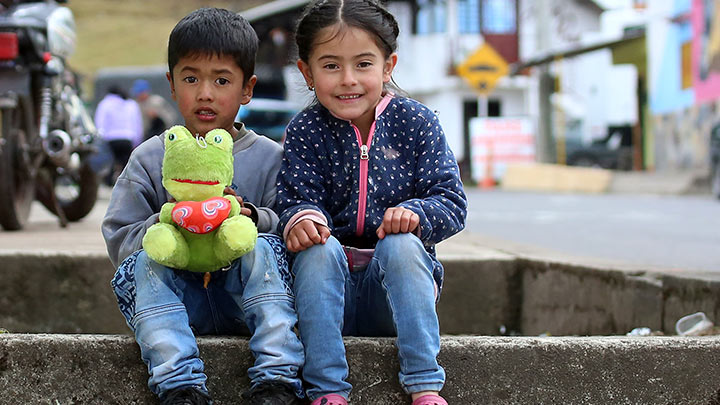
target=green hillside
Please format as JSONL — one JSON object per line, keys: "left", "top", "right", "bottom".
{"left": 65, "top": 0, "right": 266, "bottom": 92}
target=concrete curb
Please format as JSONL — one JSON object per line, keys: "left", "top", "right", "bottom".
{"left": 3, "top": 253, "right": 720, "bottom": 336}
{"left": 2, "top": 334, "right": 720, "bottom": 404}
{"left": 3, "top": 250, "right": 720, "bottom": 404}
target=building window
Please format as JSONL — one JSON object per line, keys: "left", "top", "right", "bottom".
{"left": 457, "top": 0, "right": 517, "bottom": 35}
{"left": 681, "top": 40, "right": 692, "bottom": 89}
{"left": 481, "top": 0, "right": 516, "bottom": 34}
{"left": 417, "top": 0, "right": 447, "bottom": 34}
{"left": 458, "top": 0, "right": 480, "bottom": 33}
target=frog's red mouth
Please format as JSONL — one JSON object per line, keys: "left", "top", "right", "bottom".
{"left": 172, "top": 178, "right": 220, "bottom": 185}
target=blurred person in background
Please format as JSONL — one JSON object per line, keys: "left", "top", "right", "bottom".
{"left": 131, "top": 78, "right": 178, "bottom": 141}
{"left": 94, "top": 85, "right": 143, "bottom": 185}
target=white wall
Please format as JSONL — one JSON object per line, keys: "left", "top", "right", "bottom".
{"left": 520, "top": 0, "right": 603, "bottom": 59}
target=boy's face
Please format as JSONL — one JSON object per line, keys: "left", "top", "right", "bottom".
{"left": 167, "top": 53, "right": 256, "bottom": 138}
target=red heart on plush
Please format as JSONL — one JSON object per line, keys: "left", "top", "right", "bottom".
{"left": 171, "top": 196, "right": 232, "bottom": 234}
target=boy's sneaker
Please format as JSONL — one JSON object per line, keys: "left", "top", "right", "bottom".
{"left": 242, "top": 382, "right": 304, "bottom": 405}
{"left": 160, "top": 387, "right": 214, "bottom": 405}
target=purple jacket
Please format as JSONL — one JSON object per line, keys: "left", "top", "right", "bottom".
{"left": 94, "top": 93, "right": 144, "bottom": 147}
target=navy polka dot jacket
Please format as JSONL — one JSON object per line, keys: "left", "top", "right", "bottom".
{"left": 277, "top": 96, "right": 467, "bottom": 291}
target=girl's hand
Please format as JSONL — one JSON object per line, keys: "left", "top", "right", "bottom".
{"left": 287, "top": 219, "right": 330, "bottom": 252}
{"left": 224, "top": 186, "right": 252, "bottom": 217}
{"left": 376, "top": 207, "right": 419, "bottom": 239}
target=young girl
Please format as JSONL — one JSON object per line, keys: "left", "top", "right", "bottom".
{"left": 276, "top": 0, "right": 467, "bottom": 404}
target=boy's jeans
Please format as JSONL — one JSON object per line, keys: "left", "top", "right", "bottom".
{"left": 111, "top": 234, "right": 304, "bottom": 398}
{"left": 292, "top": 233, "right": 445, "bottom": 400}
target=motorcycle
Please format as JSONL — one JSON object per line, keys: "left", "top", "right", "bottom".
{"left": 0, "top": 0, "right": 100, "bottom": 230}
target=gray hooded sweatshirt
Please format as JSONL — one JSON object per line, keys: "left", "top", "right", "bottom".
{"left": 101, "top": 123, "right": 282, "bottom": 268}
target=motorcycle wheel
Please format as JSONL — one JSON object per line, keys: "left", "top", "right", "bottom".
{"left": 0, "top": 106, "right": 36, "bottom": 230}
{"left": 36, "top": 159, "right": 100, "bottom": 222}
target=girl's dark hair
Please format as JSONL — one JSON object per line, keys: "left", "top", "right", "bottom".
{"left": 167, "top": 8, "right": 258, "bottom": 84}
{"left": 295, "top": 0, "right": 399, "bottom": 62}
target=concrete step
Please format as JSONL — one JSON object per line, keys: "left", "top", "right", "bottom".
{"left": 4, "top": 252, "right": 720, "bottom": 337}
{"left": 2, "top": 333, "right": 720, "bottom": 404}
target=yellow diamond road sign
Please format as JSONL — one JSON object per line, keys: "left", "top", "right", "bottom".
{"left": 457, "top": 43, "right": 509, "bottom": 95}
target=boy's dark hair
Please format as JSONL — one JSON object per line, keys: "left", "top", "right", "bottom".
{"left": 294, "top": 0, "right": 399, "bottom": 63}
{"left": 168, "top": 8, "right": 258, "bottom": 84}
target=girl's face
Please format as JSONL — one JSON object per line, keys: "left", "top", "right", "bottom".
{"left": 297, "top": 25, "right": 397, "bottom": 136}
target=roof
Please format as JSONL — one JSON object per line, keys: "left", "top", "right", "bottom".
{"left": 510, "top": 28, "right": 644, "bottom": 75}
{"left": 240, "top": 0, "right": 310, "bottom": 22}
{"left": 580, "top": 0, "right": 605, "bottom": 14}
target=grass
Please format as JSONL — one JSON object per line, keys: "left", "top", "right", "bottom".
{"left": 64, "top": 0, "right": 266, "bottom": 94}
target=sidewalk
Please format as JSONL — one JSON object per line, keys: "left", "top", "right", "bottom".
{"left": 500, "top": 163, "right": 709, "bottom": 195}
{"left": 609, "top": 168, "right": 709, "bottom": 195}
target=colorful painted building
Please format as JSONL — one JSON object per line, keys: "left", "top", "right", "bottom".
{"left": 647, "top": 0, "right": 719, "bottom": 172}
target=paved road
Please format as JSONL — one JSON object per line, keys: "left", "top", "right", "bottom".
{"left": 465, "top": 189, "right": 720, "bottom": 273}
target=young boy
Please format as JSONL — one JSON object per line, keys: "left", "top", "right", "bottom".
{"left": 101, "top": 8, "right": 304, "bottom": 405}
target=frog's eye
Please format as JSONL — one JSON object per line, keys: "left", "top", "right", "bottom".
{"left": 168, "top": 133, "right": 176, "bottom": 141}
{"left": 213, "top": 134, "right": 223, "bottom": 144}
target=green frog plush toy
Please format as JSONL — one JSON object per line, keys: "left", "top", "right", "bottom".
{"left": 142, "top": 125, "right": 257, "bottom": 277}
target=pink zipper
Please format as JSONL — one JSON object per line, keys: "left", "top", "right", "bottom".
{"left": 353, "top": 122, "right": 376, "bottom": 236}
{"left": 350, "top": 93, "right": 392, "bottom": 236}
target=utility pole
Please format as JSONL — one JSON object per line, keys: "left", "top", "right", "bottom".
{"left": 535, "top": 0, "right": 556, "bottom": 163}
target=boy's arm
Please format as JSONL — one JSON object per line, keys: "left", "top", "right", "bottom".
{"left": 251, "top": 143, "right": 283, "bottom": 233}
{"left": 231, "top": 136, "right": 282, "bottom": 233}
{"left": 397, "top": 112, "right": 467, "bottom": 245}
{"left": 101, "top": 142, "right": 166, "bottom": 268}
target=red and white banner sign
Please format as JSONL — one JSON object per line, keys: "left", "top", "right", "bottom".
{"left": 470, "top": 117, "right": 535, "bottom": 183}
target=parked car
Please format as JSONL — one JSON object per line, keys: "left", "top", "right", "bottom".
{"left": 235, "top": 97, "right": 299, "bottom": 143}
{"left": 566, "top": 125, "right": 633, "bottom": 171}
{"left": 710, "top": 123, "right": 720, "bottom": 199}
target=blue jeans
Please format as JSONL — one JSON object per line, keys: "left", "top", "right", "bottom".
{"left": 111, "top": 234, "right": 304, "bottom": 399}
{"left": 292, "top": 233, "right": 445, "bottom": 400}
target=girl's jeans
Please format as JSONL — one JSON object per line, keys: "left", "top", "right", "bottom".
{"left": 111, "top": 234, "right": 304, "bottom": 398}
{"left": 292, "top": 233, "right": 445, "bottom": 400}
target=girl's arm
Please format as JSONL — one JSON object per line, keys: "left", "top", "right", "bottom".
{"left": 276, "top": 118, "right": 334, "bottom": 237}
{"left": 398, "top": 111, "right": 467, "bottom": 245}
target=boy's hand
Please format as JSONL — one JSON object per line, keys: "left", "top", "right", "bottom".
{"left": 287, "top": 219, "right": 330, "bottom": 253}
{"left": 376, "top": 207, "right": 419, "bottom": 239}
{"left": 224, "top": 187, "right": 252, "bottom": 217}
